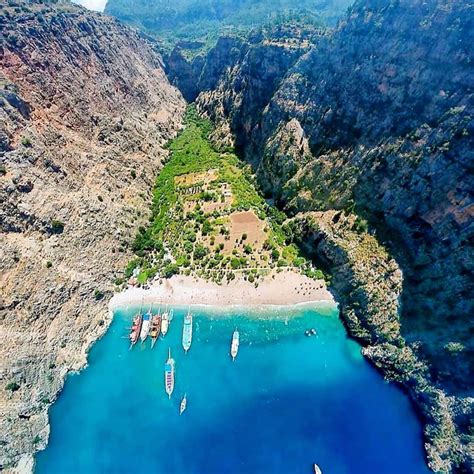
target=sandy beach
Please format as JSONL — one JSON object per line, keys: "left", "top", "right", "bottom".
{"left": 110, "top": 270, "right": 334, "bottom": 310}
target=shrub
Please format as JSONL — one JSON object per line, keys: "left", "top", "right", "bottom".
{"left": 50, "top": 220, "right": 65, "bottom": 234}
{"left": 46, "top": 261, "right": 52, "bottom": 268}
{"left": 163, "top": 263, "right": 179, "bottom": 278}
{"left": 20, "top": 136, "right": 32, "bottom": 147}
{"left": 94, "top": 289, "right": 105, "bottom": 300}
{"left": 194, "top": 244, "right": 208, "bottom": 260}
{"left": 202, "top": 219, "right": 213, "bottom": 235}
{"left": 130, "top": 169, "right": 137, "bottom": 179}
{"left": 230, "top": 257, "right": 241, "bottom": 269}
{"left": 6, "top": 382, "right": 20, "bottom": 392}
{"left": 124, "top": 258, "right": 141, "bottom": 278}
{"left": 353, "top": 216, "right": 368, "bottom": 234}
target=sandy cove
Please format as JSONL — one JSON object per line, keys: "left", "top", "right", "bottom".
{"left": 110, "top": 270, "right": 335, "bottom": 310}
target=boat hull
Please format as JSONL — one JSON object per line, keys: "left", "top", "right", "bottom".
{"left": 231, "top": 331, "right": 239, "bottom": 360}
{"left": 182, "top": 314, "right": 193, "bottom": 353}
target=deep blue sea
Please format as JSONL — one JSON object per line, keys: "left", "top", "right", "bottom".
{"left": 36, "top": 304, "right": 429, "bottom": 474}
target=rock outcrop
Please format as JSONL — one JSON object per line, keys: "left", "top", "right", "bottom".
{"left": 0, "top": 1, "right": 185, "bottom": 469}
{"left": 189, "top": 0, "right": 473, "bottom": 471}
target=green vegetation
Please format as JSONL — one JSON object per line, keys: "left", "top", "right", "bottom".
{"left": 50, "top": 219, "right": 64, "bottom": 234}
{"left": 6, "top": 382, "right": 20, "bottom": 392}
{"left": 94, "top": 289, "right": 105, "bottom": 301}
{"left": 105, "top": 0, "right": 351, "bottom": 53}
{"left": 20, "top": 136, "right": 32, "bottom": 147}
{"left": 125, "top": 106, "right": 324, "bottom": 286}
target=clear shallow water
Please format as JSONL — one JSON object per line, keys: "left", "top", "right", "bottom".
{"left": 36, "top": 304, "right": 429, "bottom": 474}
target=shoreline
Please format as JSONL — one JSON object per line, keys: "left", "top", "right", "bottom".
{"left": 110, "top": 271, "right": 335, "bottom": 312}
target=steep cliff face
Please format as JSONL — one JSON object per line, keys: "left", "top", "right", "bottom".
{"left": 0, "top": 1, "right": 185, "bottom": 469}
{"left": 193, "top": 0, "right": 473, "bottom": 471}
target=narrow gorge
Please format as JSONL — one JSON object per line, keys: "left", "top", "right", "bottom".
{"left": 1, "top": 0, "right": 472, "bottom": 473}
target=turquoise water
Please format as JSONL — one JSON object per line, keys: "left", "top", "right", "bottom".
{"left": 36, "top": 304, "right": 429, "bottom": 474}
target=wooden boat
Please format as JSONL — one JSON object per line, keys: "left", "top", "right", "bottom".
{"left": 313, "top": 464, "right": 322, "bottom": 474}
{"left": 179, "top": 393, "right": 187, "bottom": 415}
{"left": 182, "top": 309, "right": 193, "bottom": 353}
{"left": 230, "top": 330, "right": 239, "bottom": 361}
{"left": 164, "top": 348, "right": 175, "bottom": 399}
{"left": 129, "top": 313, "right": 142, "bottom": 347}
{"left": 161, "top": 307, "right": 169, "bottom": 336}
{"left": 150, "top": 311, "right": 162, "bottom": 348}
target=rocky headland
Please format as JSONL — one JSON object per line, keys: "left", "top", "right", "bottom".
{"left": 0, "top": 1, "right": 185, "bottom": 470}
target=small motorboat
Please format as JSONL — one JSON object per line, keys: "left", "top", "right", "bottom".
{"left": 179, "top": 393, "right": 187, "bottom": 415}
{"left": 313, "top": 463, "right": 322, "bottom": 474}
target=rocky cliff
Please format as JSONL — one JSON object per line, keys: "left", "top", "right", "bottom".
{"left": 0, "top": 1, "right": 185, "bottom": 469}
{"left": 191, "top": 0, "right": 473, "bottom": 471}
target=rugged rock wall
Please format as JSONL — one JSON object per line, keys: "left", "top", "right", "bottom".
{"left": 192, "top": 0, "right": 473, "bottom": 471}
{"left": 0, "top": 1, "right": 185, "bottom": 469}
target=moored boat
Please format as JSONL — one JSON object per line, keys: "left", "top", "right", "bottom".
{"left": 231, "top": 329, "right": 239, "bottom": 361}
{"left": 179, "top": 393, "right": 187, "bottom": 415}
{"left": 129, "top": 313, "right": 142, "bottom": 347}
{"left": 150, "top": 311, "right": 162, "bottom": 348}
{"left": 140, "top": 309, "right": 151, "bottom": 342}
{"left": 182, "top": 309, "right": 193, "bottom": 353}
{"left": 161, "top": 307, "right": 169, "bottom": 336}
{"left": 164, "top": 348, "right": 175, "bottom": 399}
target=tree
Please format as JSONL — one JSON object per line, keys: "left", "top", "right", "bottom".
{"left": 202, "top": 219, "right": 213, "bottom": 235}
{"left": 163, "top": 263, "right": 179, "bottom": 278}
{"left": 194, "top": 244, "right": 208, "bottom": 260}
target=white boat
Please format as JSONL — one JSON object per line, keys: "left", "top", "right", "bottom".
{"left": 140, "top": 310, "right": 151, "bottom": 342}
{"left": 313, "top": 464, "right": 322, "bottom": 474}
{"left": 182, "top": 310, "right": 193, "bottom": 353}
{"left": 231, "top": 330, "right": 239, "bottom": 361}
{"left": 179, "top": 393, "right": 187, "bottom": 415}
{"left": 161, "top": 307, "right": 169, "bottom": 336}
{"left": 164, "top": 348, "right": 175, "bottom": 399}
